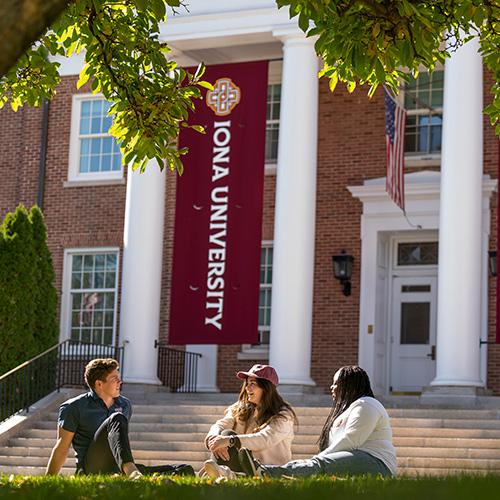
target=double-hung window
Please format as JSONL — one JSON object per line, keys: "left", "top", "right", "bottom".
{"left": 62, "top": 249, "right": 119, "bottom": 346}
{"left": 68, "top": 95, "right": 123, "bottom": 183}
{"left": 238, "top": 244, "right": 273, "bottom": 359}
{"left": 258, "top": 245, "right": 273, "bottom": 346}
{"left": 266, "top": 84, "right": 281, "bottom": 164}
{"left": 265, "top": 61, "right": 282, "bottom": 169}
{"left": 404, "top": 70, "right": 444, "bottom": 160}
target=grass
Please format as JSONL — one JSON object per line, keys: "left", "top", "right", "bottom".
{"left": 1, "top": 475, "right": 500, "bottom": 500}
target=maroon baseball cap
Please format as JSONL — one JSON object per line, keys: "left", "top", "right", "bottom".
{"left": 236, "top": 364, "right": 279, "bottom": 386}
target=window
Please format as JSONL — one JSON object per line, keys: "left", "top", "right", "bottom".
{"left": 265, "top": 61, "right": 282, "bottom": 168}
{"left": 68, "top": 95, "right": 123, "bottom": 183}
{"left": 238, "top": 244, "right": 273, "bottom": 359}
{"left": 397, "top": 242, "right": 438, "bottom": 266}
{"left": 258, "top": 245, "right": 273, "bottom": 345}
{"left": 404, "top": 70, "right": 444, "bottom": 157}
{"left": 62, "top": 249, "right": 119, "bottom": 345}
{"left": 265, "top": 84, "right": 281, "bottom": 164}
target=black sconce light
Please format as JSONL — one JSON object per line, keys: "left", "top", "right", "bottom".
{"left": 332, "top": 251, "right": 354, "bottom": 296}
{"left": 489, "top": 250, "right": 497, "bottom": 278}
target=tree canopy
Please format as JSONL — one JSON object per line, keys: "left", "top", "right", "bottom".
{"left": 278, "top": 0, "right": 500, "bottom": 133}
{"left": 0, "top": 1, "right": 499, "bottom": 174}
{"left": 0, "top": 0, "right": 210, "bottom": 174}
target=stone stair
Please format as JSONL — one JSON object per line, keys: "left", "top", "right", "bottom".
{"left": 1, "top": 390, "right": 500, "bottom": 477}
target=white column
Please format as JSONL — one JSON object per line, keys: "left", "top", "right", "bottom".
{"left": 120, "top": 161, "right": 166, "bottom": 384}
{"left": 432, "top": 35, "right": 483, "bottom": 387}
{"left": 269, "top": 30, "right": 318, "bottom": 388}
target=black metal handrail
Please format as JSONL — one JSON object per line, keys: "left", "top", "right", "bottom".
{"left": 0, "top": 340, "right": 123, "bottom": 423}
{"left": 157, "top": 343, "right": 202, "bottom": 393}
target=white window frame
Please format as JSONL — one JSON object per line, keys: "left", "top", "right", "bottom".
{"left": 67, "top": 94, "right": 124, "bottom": 184}
{"left": 60, "top": 247, "right": 120, "bottom": 352}
{"left": 265, "top": 61, "right": 282, "bottom": 175}
{"left": 238, "top": 241, "right": 273, "bottom": 360}
{"left": 392, "top": 234, "right": 439, "bottom": 274}
{"left": 400, "top": 67, "right": 444, "bottom": 167}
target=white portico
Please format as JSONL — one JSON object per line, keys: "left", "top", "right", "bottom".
{"left": 114, "top": 1, "right": 319, "bottom": 389}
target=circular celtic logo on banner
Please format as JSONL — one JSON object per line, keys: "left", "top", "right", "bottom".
{"left": 206, "top": 77, "right": 241, "bottom": 116}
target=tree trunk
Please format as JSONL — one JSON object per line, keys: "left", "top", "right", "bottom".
{"left": 0, "top": 0, "right": 75, "bottom": 77}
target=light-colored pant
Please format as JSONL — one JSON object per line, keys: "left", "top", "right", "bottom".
{"left": 264, "top": 450, "right": 393, "bottom": 477}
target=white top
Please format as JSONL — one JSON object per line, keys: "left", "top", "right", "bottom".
{"left": 206, "top": 403, "right": 295, "bottom": 465}
{"left": 318, "top": 397, "right": 397, "bottom": 476}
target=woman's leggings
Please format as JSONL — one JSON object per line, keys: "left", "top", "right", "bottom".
{"left": 211, "top": 429, "right": 249, "bottom": 472}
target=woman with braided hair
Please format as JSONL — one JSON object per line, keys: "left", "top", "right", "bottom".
{"left": 237, "top": 365, "right": 397, "bottom": 478}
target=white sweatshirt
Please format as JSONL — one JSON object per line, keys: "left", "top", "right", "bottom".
{"left": 318, "top": 397, "right": 397, "bottom": 476}
{"left": 206, "top": 403, "right": 294, "bottom": 465}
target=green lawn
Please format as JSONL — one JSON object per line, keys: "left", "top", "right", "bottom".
{"left": 1, "top": 475, "right": 499, "bottom": 500}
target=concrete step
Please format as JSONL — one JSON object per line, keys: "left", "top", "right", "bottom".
{"left": 0, "top": 446, "right": 75, "bottom": 458}
{"left": 390, "top": 418, "right": 500, "bottom": 430}
{"left": 396, "top": 446, "right": 500, "bottom": 459}
{"left": 0, "top": 466, "right": 74, "bottom": 476}
{"left": 392, "top": 427, "right": 500, "bottom": 439}
{"left": 0, "top": 455, "right": 76, "bottom": 467}
{"left": 399, "top": 467, "right": 493, "bottom": 477}
{"left": 397, "top": 456, "right": 500, "bottom": 471}
{"left": 388, "top": 408, "right": 500, "bottom": 420}
{"left": 393, "top": 436, "right": 500, "bottom": 449}
{"left": 41, "top": 414, "right": 332, "bottom": 427}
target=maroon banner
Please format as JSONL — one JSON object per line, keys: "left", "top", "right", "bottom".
{"left": 169, "top": 61, "right": 268, "bottom": 344}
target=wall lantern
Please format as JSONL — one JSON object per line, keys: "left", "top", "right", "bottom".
{"left": 489, "top": 250, "right": 497, "bottom": 278}
{"left": 332, "top": 251, "right": 354, "bottom": 296}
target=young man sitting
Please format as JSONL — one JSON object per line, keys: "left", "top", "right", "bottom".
{"left": 46, "top": 358, "right": 193, "bottom": 477}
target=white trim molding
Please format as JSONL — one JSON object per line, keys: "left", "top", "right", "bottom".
{"left": 68, "top": 93, "right": 123, "bottom": 184}
{"left": 60, "top": 247, "right": 121, "bottom": 346}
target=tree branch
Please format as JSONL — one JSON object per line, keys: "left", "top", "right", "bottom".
{"left": 0, "top": 0, "right": 75, "bottom": 77}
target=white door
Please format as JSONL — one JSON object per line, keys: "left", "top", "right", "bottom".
{"left": 390, "top": 276, "right": 437, "bottom": 392}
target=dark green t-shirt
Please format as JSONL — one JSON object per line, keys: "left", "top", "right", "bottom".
{"left": 58, "top": 391, "right": 132, "bottom": 470}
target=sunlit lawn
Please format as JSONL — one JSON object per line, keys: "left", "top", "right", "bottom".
{"left": 1, "top": 474, "right": 499, "bottom": 500}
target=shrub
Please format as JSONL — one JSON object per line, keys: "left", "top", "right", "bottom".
{"left": 0, "top": 205, "right": 58, "bottom": 374}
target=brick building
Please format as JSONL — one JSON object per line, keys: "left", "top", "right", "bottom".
{"left": 1, "top": 1, "right": 498, "bottom": 398}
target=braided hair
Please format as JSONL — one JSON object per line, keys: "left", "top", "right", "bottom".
{"left": 318, "top": 365, "right": 375, "bottom": 451}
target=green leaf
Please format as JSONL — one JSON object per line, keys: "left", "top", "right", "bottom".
{"left": 375, "top": 59, "right": 385, "bottom": 83}
{"left": 77, "top": 64, "right": 90, "bottom": 89}
{"left": 328, "top": 72, "right": 339, "bottom": 92}
{"left": 190, "top": 124, "right": 206, "bottom": 134}
{"left": 197, "top": 80, "right": 214, "bottom": 91}
{"left": 150, "top": 0, "right": 167, "bottom": 21}
{"left": 347, "top": 80, "right": 356, "bottom": 93}
{"left": 298, "top": 12, "right": 309, "bottom": 32}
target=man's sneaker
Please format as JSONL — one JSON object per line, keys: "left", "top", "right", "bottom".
{"left": 203, "top": 459, "right": 237, "bottom": 479}
{"left": 238, "top": 448, "right": 264, "bottom": 477}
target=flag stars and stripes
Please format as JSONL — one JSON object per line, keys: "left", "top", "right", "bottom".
{"left": 384, "top": 87, "right": 407, "bottom": 212}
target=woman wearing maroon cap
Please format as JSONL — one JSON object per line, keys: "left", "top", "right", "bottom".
{"left": 203, "top": 364, "right": 297, "bottom": 478}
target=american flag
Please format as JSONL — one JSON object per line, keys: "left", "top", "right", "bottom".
{"left": 384, "top": 87, "right": 407, "bottom": 211}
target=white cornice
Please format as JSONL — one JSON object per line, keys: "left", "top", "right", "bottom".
{"left": 52, "top": 6, "right": 300, "bottom": 76}
{"left": 160, "top": 7, "right": 297, "bottom": 47}
{"left": 348, "top": 171, "right": 496, "bottom": 205}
